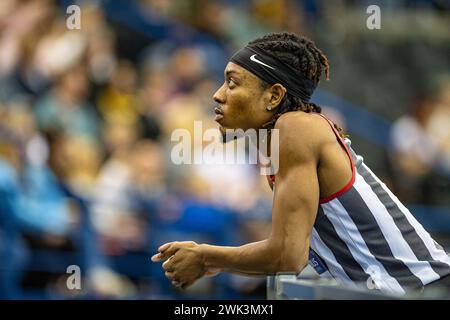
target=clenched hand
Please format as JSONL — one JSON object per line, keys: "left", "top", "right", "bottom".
{"left": 151, "top": 241, "right": 220, "bottom": 289}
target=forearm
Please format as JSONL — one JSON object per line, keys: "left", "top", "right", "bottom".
{"left": 199, "top": 240, "right": 304, "bottom": 276}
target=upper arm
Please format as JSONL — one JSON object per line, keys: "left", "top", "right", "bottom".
{"left": 268, "top": 114, "right": 321, "bottom": 273}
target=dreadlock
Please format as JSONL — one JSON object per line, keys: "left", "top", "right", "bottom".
{"left": 247, "top": 32, "right": 345, "bottom": 138}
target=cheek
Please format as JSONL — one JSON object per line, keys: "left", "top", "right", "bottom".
{"left": 227, "top": 90, "right": 259, "bottom": 117}
{"left": 225, "top": 92, "right": 247, "bottom": 117}
{"left": 222, "top": 87, "right": 266, "bottom": 129}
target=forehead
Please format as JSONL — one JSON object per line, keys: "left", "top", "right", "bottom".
{"left": 224, "top": 62, "right": 259, "bottom": 82}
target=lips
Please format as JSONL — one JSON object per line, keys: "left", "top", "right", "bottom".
{"left": 214, "top": 107, "right": 224, "bottom": 121}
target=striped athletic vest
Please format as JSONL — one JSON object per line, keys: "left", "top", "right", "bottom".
{"left": 269, "top": 114, "right": 450, "bottom": 295}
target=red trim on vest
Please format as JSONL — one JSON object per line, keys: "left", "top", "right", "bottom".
{"left": 315, "top": 113, "right": 356, "bottom": 204}
{"left": 266, "top": 113, "right": 356, "bottom": 203}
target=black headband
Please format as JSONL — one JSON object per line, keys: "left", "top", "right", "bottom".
{"left": 230, "top": 46, "right": 316, "bottom": 102}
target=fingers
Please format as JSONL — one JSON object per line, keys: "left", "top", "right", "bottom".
{"left": 165, "top": 271, "right": 175, "bottom": 280}
{"left": 166, "top": 272, "right": 182, "bottom": 288}
{"left": 152, "top": 241, "right": 197, "bottom": 262}
{"left": 161, "top": 242, "right": 186, "bottom": 257}
{"left": 151, "top": 240, "right": 200, "bottom": 290}
{"left": 158, "top": 242, "right": 173, "bottom": 252}
{"left": 165, "top": 270, "right": 184, "bottom": 288}
{"left": 162, "top": 255, "right": 176, "bottom": 271}
{"left": 151, "top": 243, "right": 177, "bottom": 262}
{"left": 163, "top": 266, "right": 195, "bottom": 290}
{"left": 151, "top": 252, "right": 164, "bottom": 262}
{"left": 151, "top": 242, "right": 181, "bottom": 262}
{"left": 165, "top": 271, "right": 197, "bottom": 290}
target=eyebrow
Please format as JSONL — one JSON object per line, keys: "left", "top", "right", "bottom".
{"left": 225, "top": 69, "right": 240, "bottom": 77}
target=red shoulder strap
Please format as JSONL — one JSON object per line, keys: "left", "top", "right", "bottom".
{"left": 265, "top": 113, "right": 355, "bottom": 201}
{"left": 314, "top": 113, "right": 355, "bottom": 203}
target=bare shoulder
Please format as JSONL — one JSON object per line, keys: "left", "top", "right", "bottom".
{"left": 273, "top": 111, "right": 333, "bottom": 162}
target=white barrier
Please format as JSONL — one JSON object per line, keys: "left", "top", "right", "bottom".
{"left": 267, "top": 273, "right": 449, "bottom": 300}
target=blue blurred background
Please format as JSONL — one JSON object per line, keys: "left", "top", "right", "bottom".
{"left": 0, "top": 0, "right": 449, "bottom": 299}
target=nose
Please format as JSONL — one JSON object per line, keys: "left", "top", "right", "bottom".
{"left": 213, "top": 83, "right": 226, "bottom": 104}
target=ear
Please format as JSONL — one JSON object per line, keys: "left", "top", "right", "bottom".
{"left": 268, "top": 83, "right": 287, "bottom": 110}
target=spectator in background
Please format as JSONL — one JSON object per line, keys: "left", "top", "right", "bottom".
{"left": 92, "top": 137, "right": 166, "bottom": 255}
{"left": 89, "top": 137, "right": 168, "bottom": 296}
{"left": 136, "top": 68, "right": 167, "bottom": 141}
{"left": 0, "top": 103, "right": 75, "bottom": 237}
{"left": 46, "top": 132, "right": 102, "bottom": 197}
{"left": 34, "top": 62, "right": 100, "bottom": 141}
{"left": 389, "top": 78, "right": 450, "bottom": 205}
{"left": 0, "top": 0, "right": 56, "bottom": 99}
{"left": 169, "top": 47, "right": 208, "bottom": 94}
{"left": 425, "top": 78, "right": 450, "bottom": 175}
{"left": 422, "top": 78, "right": 450, "bottom": 205}
{"left": 389, "top": 89, "right": 439, "bottom": 203}
{"left": 0, "top": 103, "right": 80, "bottom": 295}
{"left": 81, "top": 3, "right": 117, "bottom": 87}
{"left": 97, "top": 60, "right": 140, "bottom": 126}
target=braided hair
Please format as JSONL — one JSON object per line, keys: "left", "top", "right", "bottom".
{"left": 248, "top": 32, "right": 344, "bottom": 137}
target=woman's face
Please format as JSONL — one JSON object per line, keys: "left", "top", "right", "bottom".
{"left": 212, "top": 62, "right": 274, "bottom": 133}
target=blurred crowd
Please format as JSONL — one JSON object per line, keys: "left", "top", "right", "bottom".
{"left": 389, "top": 78, "right": 450, "bottom": 206}
{"left": 0, "top": 0, "right": 278, "bottom": 299}
{"left": 0, "top": 0, "right": 449, "bottom": 299}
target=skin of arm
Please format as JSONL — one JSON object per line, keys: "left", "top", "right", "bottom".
{"left": 151, "top": 113, "right": 321, "bottom": 288}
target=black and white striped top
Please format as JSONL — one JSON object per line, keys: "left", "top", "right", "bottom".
{"left": 307, "top": 114, "right": 450, "bottom": 295}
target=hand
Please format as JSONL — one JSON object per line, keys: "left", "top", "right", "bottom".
{"left": 151, "top": 241, "right": 212, "bottom": 289}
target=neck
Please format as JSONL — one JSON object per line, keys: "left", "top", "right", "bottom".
{"left": 247, "top": 128, "right": 274, "bottom": 173}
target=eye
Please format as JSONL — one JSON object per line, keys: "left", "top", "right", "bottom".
{"left": 227, "top": 78, "right": 237, "bottom": 88}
